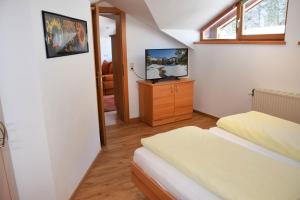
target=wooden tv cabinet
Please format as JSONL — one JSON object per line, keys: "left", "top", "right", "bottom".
{"left": 138, "top": 79, "right": 194, "bottom": 126}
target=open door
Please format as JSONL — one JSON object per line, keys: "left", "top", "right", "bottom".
{"left": 110, "top": 12, "right": 129, "bottom": 123}
{"left": 0, "top": 101, "right": 18, "bottom": 200}
{"left": 110, "top": 19, "right": 123, "bottom": 121}
{"left": 100, "top": 7, "right": 129, "bottom": 123}
{"left": 91, "top": 5, "right": 107, "bottom": 145}
{"left": 91, "top": 5, "right": 130, "bottom": 145}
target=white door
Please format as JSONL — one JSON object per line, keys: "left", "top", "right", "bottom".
{"left": 0, "top": 100, "right": 18, "bottom": 200}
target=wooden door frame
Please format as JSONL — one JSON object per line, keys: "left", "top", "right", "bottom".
{"left": 91, "top": 5, "right": 130, "bottom": 146}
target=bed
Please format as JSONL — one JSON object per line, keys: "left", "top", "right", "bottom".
{"left": 132, "top": 127, "right": 300, "bottom": 200}
{"left": 132, "top": 89, "right": 300, "bottom": 200}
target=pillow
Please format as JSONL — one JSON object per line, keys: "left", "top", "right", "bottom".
{"left": 101, "top": 60, "right": 109, "bottom": 75}
{"left": 102, "top": 74, "right": 113, "bottom": 81}
{"left": 107, "top": 62, "right": 113, "bottom": 74}
{"left": 217, "top": 111, "right": 300, "bottom": 162}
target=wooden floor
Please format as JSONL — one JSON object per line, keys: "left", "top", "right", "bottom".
{"left": 72, "top": 113, "right": 217, "bottom": 200}
{"left": 105, "top": 111, "right": 124, "bottom": 126}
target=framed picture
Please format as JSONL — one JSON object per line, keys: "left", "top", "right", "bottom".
{"left": 42, "top": 11, "right": 89, "bottom": 58}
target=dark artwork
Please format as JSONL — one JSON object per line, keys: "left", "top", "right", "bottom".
{"left": 42, "top": 11, "right": 89, "bottom": 58}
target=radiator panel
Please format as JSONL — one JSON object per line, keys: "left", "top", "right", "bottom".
{"left": 252, "top": 89, "right": 300, "bottom": 124}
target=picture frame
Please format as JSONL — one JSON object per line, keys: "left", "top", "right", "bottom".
{"left": 42, "top": 11, "right": 89, "bottom": 58}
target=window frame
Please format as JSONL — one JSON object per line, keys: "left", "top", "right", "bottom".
{"left": 200, "top": 3, "right": 239, "bottom": 41}
{"left": 198, "top": 0, "right": 289, "bottom": 44}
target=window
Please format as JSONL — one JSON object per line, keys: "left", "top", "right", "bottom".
{"left": 199, "top": 0, "right": 289, "bottom": 44}
{"left": 218, "top": 20, "right": 237, "bottom": 39}
{"left": 203, "top": 6, "right": 237, "bottom": 40}
{"left": 241, "top": 0, "right": 288, "bottom": 40}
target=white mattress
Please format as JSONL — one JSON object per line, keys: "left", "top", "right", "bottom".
{"left": 133, "top": 127, "right": 300, "bottom": 200}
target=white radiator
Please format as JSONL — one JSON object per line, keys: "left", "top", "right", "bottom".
{"left": 252, "top": 88, "right": 300, "bottom": 124}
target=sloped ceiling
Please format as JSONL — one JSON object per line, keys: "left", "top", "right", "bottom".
{"left": 144, "top": 0, "right": 235, "bottom": 30}
{"left": 98, "top": 0, "right": 157, "bottom": 28}
{"left": 96, "top": 0, "right": 235, "bottom": 47}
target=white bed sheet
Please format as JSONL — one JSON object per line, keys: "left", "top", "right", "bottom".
{"left": 134, "top": 147, "right": 221, "bottom": 200}
{"left": 133, "top": 127, "right": 300, "bottom": 200}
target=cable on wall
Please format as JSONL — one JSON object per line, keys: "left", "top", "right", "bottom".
{"left": 129, "top": 63, "right": 144, "bottom": 79}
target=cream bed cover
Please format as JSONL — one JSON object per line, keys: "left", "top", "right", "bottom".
{"left": 134, "top": 127, "right": 300, "bottom": 200}
{"left": 140, "top": 126, "right": 300, "bottom": 200}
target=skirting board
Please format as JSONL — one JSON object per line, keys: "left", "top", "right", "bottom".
{"left": 193, "top": 109, "right": 219, "bottom": 120}
{"left": 129, "top": 117, "right": 140, "bottom": 123}
{"left": 130, "top": 111, "right": 218, "bottom": 125}
{"left": 69, "top": 149, "right": 101, "bottom": 199}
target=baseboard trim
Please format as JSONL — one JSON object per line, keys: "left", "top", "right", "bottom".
{"left": 129, "top": 117, "right": 140, "bottom": 123}
{"left": 193, "top": 109, "right": 219, "bottom": 120}
{"left": 130, "top": 113, "right": 218, "bottom": 123}
{"left": 69, "top": 149, "right": 101, "bottom": 200}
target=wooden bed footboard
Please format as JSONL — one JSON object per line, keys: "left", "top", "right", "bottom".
{"left": 131, "top": 161, "right": 175, "bottom": 200}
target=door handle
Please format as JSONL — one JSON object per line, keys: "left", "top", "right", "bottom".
{"left": 0, "top": 121, "right": 7, "bottom": 148}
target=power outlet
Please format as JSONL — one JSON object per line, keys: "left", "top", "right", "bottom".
{"left": 129, "top": 63, "right": 134, "bottom": 71}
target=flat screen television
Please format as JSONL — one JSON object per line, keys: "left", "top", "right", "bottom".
{"left": 145, "top": 48, "right": 188, "bottom": 81}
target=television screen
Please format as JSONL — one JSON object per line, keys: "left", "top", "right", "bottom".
{"left": 145, "top": 48, "right": 188, "bottom": 80}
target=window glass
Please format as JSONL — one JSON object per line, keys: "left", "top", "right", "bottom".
{"left": 218, "top": 20, "right": 237, "bottom": 39}
{"left": 242, "top": 0, "right": 288, "bottom": 35}
{"left": 203, "top": 7, "right": 237, "bottom": 39}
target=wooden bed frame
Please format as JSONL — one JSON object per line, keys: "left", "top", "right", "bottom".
{"left": 131, "top": 162, "right": 175, "bottom": 200}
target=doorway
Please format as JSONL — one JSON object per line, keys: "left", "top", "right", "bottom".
{"left": 99, "top": 14, "right": 120, "bottom": 126}
{"left": 91, "top": 6, "right": 130, "bottom": 145}
{"left": 0, "top": 100, "right": 18, "bottom": 200}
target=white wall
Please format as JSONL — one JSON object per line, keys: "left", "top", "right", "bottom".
{"left": 126, "top": 15, "right": 185, "bottom": 118}
{"left": 100, "top": 37, "right": 113, "bottom": 62}
{"left": 0, "top": 0, "right": 57, "bottom": 199}
{"left": 190, "top": 0, "right": 300, "bottom": 118}
{"left": 100, "top": 16, "right": 116, "bottom": 62}
{"left": 98, "top": 1, "right": 186, "bottom": 118}
{"left": 161, "top": 29, "right": 199, "bottom": 48}
{"left": 0, "top": 0, "right": 101, "bottom": 199}
{"left": 29, "top": 0, "right": 101, "bottom": 199}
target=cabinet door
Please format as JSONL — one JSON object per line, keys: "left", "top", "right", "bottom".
{"left": 174, "top": 82, "right": 193, "bottom": 116}
{"left": 153, "top": 84, "right": 175, "bottom": 120}
{"left": 0, "top": 101, "right": 18, "bottom": 200}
